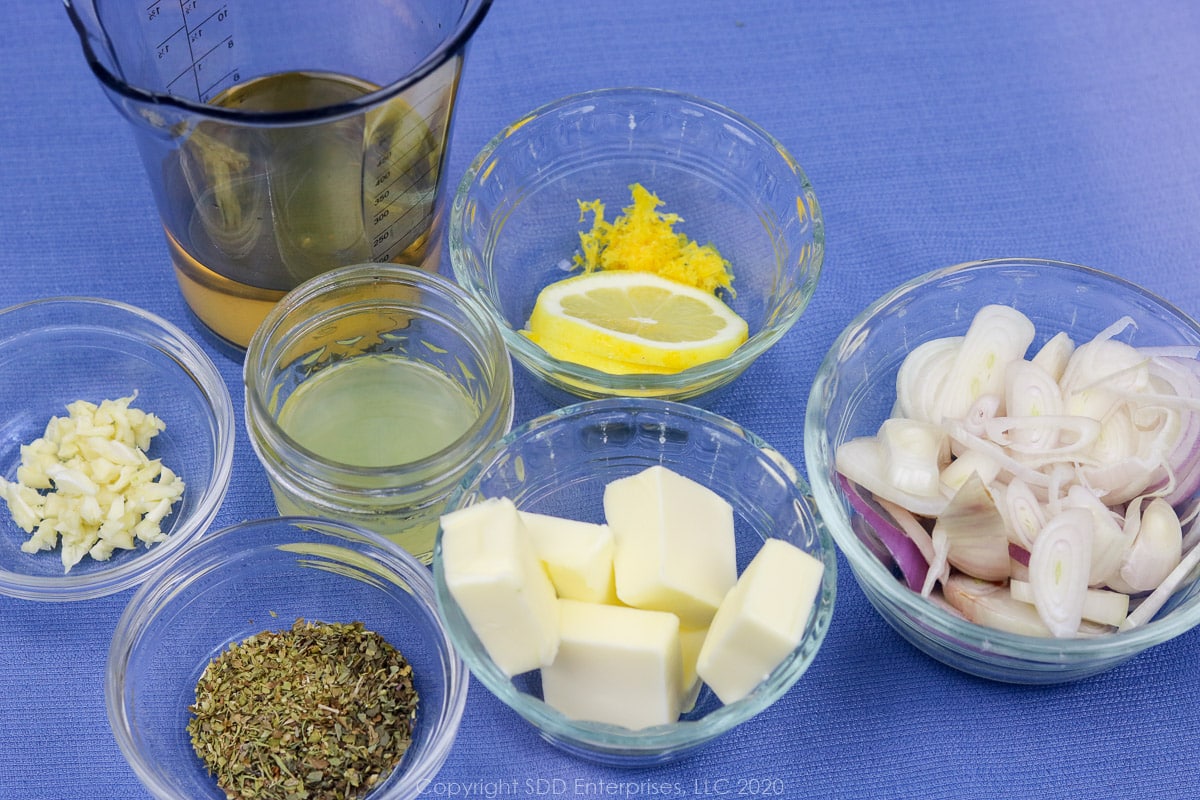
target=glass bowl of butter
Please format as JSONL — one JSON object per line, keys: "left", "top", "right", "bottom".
{"left": 432, "top": 398, "right": 837, "bottom": 766}
{"left": 0, "top": 297, "right": 235, "bottom": 601}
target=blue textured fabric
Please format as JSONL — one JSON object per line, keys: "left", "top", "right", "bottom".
{"left": 4, "top": 1, "right": 1200, "bottom": 798}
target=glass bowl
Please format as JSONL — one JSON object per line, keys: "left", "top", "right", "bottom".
{"left": 433, "top": 398, "right": 837, "bottom": 766}
{"left": 106, "top": 516, "right": 468, "bottom": 800}
{"left": 244, "top": 263, "right": 514, "bottom": 563}
{"left": 0, "top": 297, "right": 235, "bottom": 601}
{"left": 804, "top": 258, "right": 1200, "bottom": 683}
{"left": 449, "top": 87, "right": 824, "bottom": 405}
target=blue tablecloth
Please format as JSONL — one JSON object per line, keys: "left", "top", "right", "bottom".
{"left": 4, "top": 1, "right": 1200, "bottom": 797}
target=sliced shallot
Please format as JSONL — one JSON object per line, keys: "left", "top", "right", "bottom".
{"left": 1028, "top": 508, "right": 1093, "bottom": 638}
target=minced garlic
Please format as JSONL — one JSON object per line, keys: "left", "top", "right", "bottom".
{"left": 0, "top": 394, "right": 185, "bottom": 572}
{"left": 573, "top": 183, "right": 735, "bottom": 295}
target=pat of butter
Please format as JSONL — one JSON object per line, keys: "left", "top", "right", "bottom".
{"left": 541, "top": 598, "right": 682, "bottom": 730}
{"left": 696, "top": 538, "right": 824, "bottom": 704}
{"left": 679, "top": 625, "right": 708, "bottom": 713}
{"left": 440, "top": 497, "right": 559, "bottom": 676}
{"left": 604, "top": 466, "right": 736, "bottom": 627}
{"left": 520, "top": 510, "right": 618, "bottom": 604}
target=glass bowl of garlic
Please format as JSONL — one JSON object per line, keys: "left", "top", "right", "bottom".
{"left": 0, "top": 297, "right": 234, "bottom": 600}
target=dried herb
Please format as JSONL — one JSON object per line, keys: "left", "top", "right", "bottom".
{"left": 187, "top": 618, "right": 419, "bottom": 800}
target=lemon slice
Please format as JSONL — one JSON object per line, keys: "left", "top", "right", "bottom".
{"left": 526, "top": 271, "right": 749, "bottom": 373}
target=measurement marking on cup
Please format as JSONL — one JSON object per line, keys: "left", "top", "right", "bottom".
{"left": 177, "top": 0, "right": 203, "bottom": 100}
{"left": 188, "top": 5, "right": 232, "bottom": 35}
{"left": 372, "top": 202, "right": 434, "bottom": 260}
{"left": 149, "top": 1, "right": 235, "bottom": 103}
{"left": 166, "top": 70, "right": 195, "bottom": 98}
{"left": 190, "top": 37, "right": 232, "bottom": 68}
{"left": 372, "top": 159, "right": 435, "bottom": 207}
{"left": 199, "top": 69, "right": 240, "bottom": 102}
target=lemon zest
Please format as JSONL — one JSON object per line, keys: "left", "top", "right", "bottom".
{"left": 573, "top": 183, "right": 734, "bottom": 296}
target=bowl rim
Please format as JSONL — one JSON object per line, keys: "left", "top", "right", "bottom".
{"left": 804, "top": 256, "right": 1200, "bottom": 663}
{"left": 242, "top": 262, "right": 516, "bottom": 491}
{"left": 434, "top": 397, "right": 838, "bottom": 755}
{"left": 0, "top": 295, "right": 236, "bottom": 601}
{"left": 448, "top": 85, "right": 825, "bottom": 398}
{"left": 105, "top": 515, "right": 470, "bottom": 800}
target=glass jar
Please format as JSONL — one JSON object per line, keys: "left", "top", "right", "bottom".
{"left": 244, "top": 263, "right": 514, "bottom": 562}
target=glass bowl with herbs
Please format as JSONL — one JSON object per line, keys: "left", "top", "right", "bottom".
{"left": 804, "top": 258, "right": 1200, "bottom": 683}
{"left": 433, "top": 398, "right": 837, "bottom": 766}
{"left": 106, "top": 516, "right": 468, "bottom": 800}
{"left": 0, "top": 297, "right": 235, "bottom": 601}
{"left": 449, "top": 87, "right": 824, "bottom": 405}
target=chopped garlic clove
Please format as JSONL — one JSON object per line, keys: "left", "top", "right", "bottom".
{"left": 0, "top": 395, "right": 183, "bottom": 571}
{"left": 0, "top": 479, "right": 45, "bottom": 533}
{"left": 45, "top": 463, "right": 99, "bottom": 497}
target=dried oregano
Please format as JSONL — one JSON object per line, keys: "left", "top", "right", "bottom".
{"left": 187, "top": 618, "right": 419, "bottom": 800}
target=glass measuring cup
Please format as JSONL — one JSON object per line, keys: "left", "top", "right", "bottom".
{"left": 64, "top": 0, "right": 492, "bottom": 348}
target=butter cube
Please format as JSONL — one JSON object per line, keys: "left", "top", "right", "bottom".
{"left": 440, "top": 497, "right": 559, "bottom": 676}
{"left": 520, "top": 510, "right": 618, "bottom": 604}
{"left": 604, "top": 466, "right": 736, "bottom": 627}
{"left": 541, "top": 599, "right": 682, "bottom": 730}
{"left": 678, "top": 625, "right": 708, "bottom": 713}
{"left": 696, "top": 538, "right": 824, "bottom": 704}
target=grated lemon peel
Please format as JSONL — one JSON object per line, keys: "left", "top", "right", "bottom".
{"left": 573, "top": 183, "right": 735, "bottom": 296}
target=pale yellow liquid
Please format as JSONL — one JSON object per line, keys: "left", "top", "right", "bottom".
{"left": 277, "top": 353, "right": 478, "bottom": 468}
{"left": 164, "top": 69, "right": 451, "bottom": 347}
{"left": 271, "top": 353, "right": 479, "bottom": 561}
